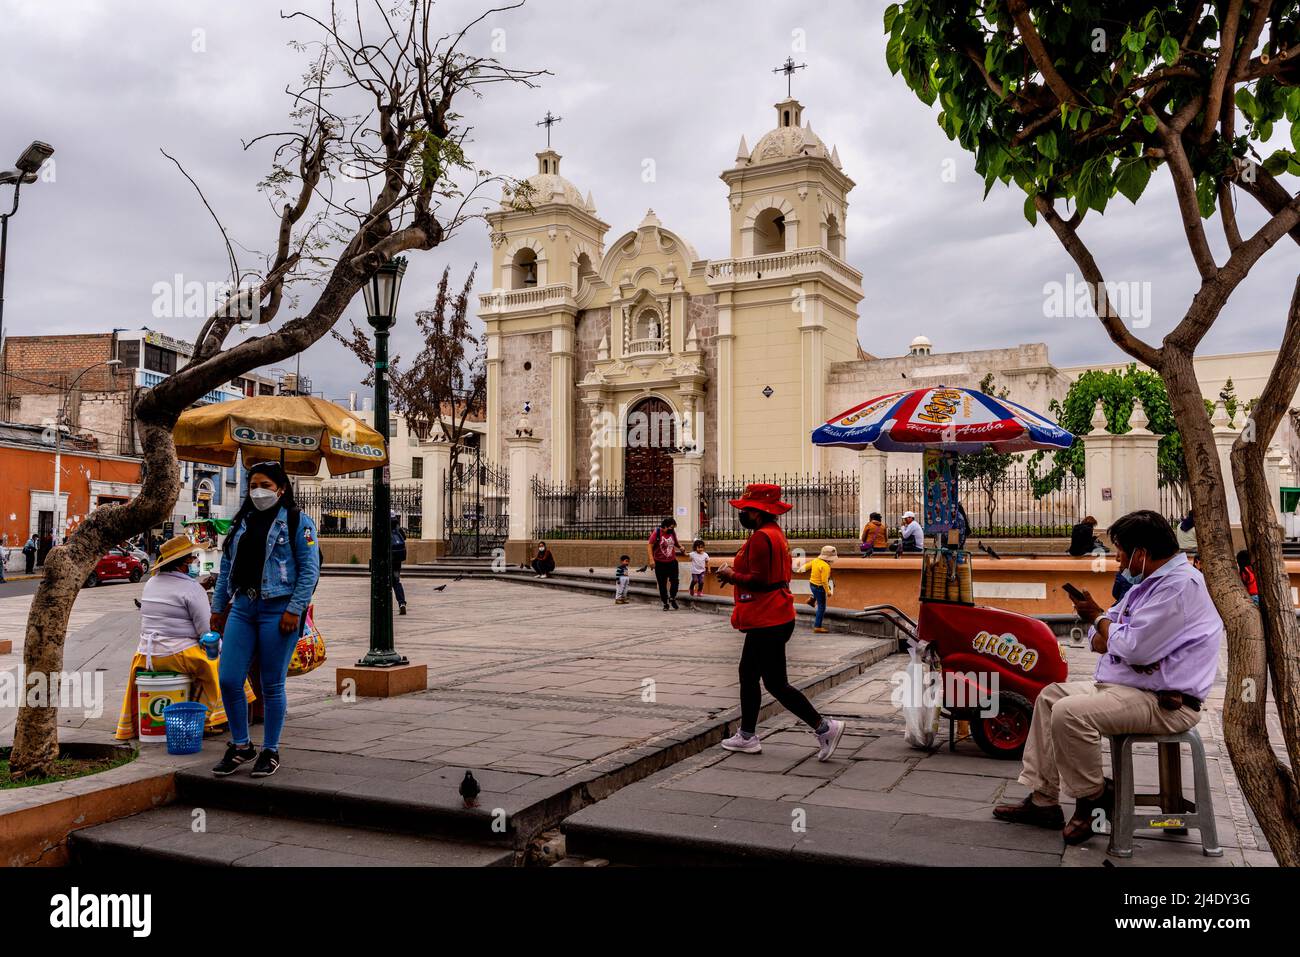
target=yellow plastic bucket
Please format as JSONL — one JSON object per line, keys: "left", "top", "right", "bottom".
{"left": 136, "top": 672, "right": 192, "bottom": 743}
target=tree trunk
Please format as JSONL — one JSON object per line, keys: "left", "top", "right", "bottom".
{"left": 8, "top": 419, "right": 181, "bottom": 778}
{"left": 1162, "top": 346, "right": 1300, "bottom": 865}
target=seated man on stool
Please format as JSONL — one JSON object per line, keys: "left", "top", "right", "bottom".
{"left": 993, "top": 509, "right": 1222, "bottom": 845}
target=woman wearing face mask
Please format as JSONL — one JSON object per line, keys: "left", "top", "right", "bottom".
{"left": 209, "top": 462, "right": 321, "bottom": 778}
{"left": 715, "top": 484, "right": 846, "bottom": 761}
{"left": 115, "top": 535, "right": 253, "bottom": 741}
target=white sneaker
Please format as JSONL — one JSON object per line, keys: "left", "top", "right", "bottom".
{"left": 816, "top": 719, "right": 846, "bottom": 761}
{"left": 720, "top": 730, "right": 761, "bottom": 754}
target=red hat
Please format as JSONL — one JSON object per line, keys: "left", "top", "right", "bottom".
{"left": 729, "top": 482, "right": 793, "bottom": 515}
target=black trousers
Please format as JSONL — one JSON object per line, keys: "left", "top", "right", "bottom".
{"left": 739, "top": 619, "right": 822, "bottom": 734}
{"left": 392, "top": 558, "right": 406, "bottom": 606}
{"left": 25, "top": 552, "right": 35, "bottom": 574}
{"left": 654, "top": 560, "right": 679, "bottom": 604}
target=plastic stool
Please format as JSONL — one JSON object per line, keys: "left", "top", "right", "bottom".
{"left": 1108, "top": 728, "right": 1222, "bottom": 858}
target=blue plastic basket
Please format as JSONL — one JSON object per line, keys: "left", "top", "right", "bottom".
{"left": 163, "top": 701, "right": 208, "bottom": 755}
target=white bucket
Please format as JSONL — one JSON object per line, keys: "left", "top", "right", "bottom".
{"left": 136, "top": 672, "right": 192, "bottom": 743}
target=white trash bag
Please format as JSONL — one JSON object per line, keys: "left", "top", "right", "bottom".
{"left": 899, "top": 638, "right": 942, "bottom": 751}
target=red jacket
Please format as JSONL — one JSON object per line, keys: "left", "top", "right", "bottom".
{"left": 729, "top": 522, "right": 794, "bottom": 631}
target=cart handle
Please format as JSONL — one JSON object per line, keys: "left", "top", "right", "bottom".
{"left": 857, "top": 603, "right": 919, "bottom": 642}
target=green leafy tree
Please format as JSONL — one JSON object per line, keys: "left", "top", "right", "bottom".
{"left": 888, "top": 1, "right": 1300, "bottom": 862}
{"left": 1029, "top": 365, "right": 1186, "bottom": 494}
{"left": 958, "top": 373, "right": 1018, "bottom": 530}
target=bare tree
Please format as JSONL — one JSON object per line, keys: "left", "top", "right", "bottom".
{"left": 333, "top": 264, "right": 486, "bottom": 464}
{"left": 9, "top": 0, "right": 544, "bottom": 778}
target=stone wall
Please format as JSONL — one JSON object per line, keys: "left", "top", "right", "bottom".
{"left": 497, "top": 329, "right": 553, "bottom": 475}
{"left": 687, "top": 294, "right": 718, "bottom": 479}
{"left": 572, "top": 308, "right": 609, "bottom": 485}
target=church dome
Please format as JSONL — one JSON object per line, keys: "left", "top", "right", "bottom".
{"left": 909, "top": 335, "right": 933, "bottom": 357}
{"left": 743, "top": 98, "right": 836, "bottom": 168}
{"left": 506, "top": 149, "right": 594, "bottom": 212}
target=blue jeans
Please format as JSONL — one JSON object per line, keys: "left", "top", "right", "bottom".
{"left": 218, "top": 593, "right": 298, "bottom": 751}
{"left": 810, "top": 584, "right": 827, "bottom": 628}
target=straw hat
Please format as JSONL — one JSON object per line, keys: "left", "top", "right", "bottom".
{"left": 818, "top": 545, "right": 838, "bottom": 562}
{"left": 153, "top": 535, "right": 201, "bottom": 574}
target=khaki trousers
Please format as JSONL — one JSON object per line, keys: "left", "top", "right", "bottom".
{"left": 1018, "top": 681, "right": 1201, "bottom": 802}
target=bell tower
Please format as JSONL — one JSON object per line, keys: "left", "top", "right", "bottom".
{"left": 707, "top": 84, "right": 863, "bottom": 476}
{"left": 481, "top": 129, "right": 608, "bottom": 480}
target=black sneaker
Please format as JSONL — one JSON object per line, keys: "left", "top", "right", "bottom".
{"left": 662, "top": 603, "right": 670, "bottom": 612}
{"left": 669, "top": 598, "right": 679, "bottom": 610}
{"left": 399, "top": 604, "right": 408, "bottom": 616}
{"left": 212, "top": 742, "right": 257, "bottom": 776}
{"left": 250, "top": 749, "right": 281, "bottom": 778}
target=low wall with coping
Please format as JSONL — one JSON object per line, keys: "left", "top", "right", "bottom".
{"left": 697, "top": 554, "right": 1300, "bottom": 621}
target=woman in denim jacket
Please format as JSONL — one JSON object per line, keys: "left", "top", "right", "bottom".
{"left": 209, "top": 462, "right": 320, "bottom": 778}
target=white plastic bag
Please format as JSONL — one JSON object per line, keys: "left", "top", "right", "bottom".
{"left": 901, "top": 639, "right": 942, "bottom": 751}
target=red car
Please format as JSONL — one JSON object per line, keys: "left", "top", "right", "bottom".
{"left": 85, "top": 550, "right": 144, "bottom": 588}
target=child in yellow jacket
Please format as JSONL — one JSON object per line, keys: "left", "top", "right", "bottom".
{"left": 806, "top": 545, "right": 836, "bottom": 633}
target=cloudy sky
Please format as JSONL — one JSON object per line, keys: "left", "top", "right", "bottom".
{"left": 2, "top": 0, "right": 1297, "bottom": 406}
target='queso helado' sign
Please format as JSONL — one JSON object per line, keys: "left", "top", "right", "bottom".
{"left": 232, "top": 425, "right": 320, "bottom": 449}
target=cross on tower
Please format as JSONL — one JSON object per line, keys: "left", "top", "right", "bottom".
{"left": 536, "top": 111, "right": 562, "bottom": 148}
{"left": 772, "top": 56, "right": 807, "bottom": 97}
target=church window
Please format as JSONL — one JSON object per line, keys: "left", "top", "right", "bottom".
{"left": 826, "top": 213, "right": 844, "bottom": 258}
{"left": 783, "top": 109, "right": 791, "bottom": 127}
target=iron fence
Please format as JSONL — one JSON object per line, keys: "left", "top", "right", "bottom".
{"left": 532, "top": 479, "right": 665, "bottom": 541}
{"left": 700, "top": 472, "right": 860, "bottom": 540}
{"left": 884, "top": 469, "right": 1084, "bottom": 538}
{"left": 1158, "top": 480, "right": 1192, "bottom": 527}
{"left": 296, "top": 482, "right": 422, "bottom": 538}
{"left": 445, "top": 448, "right": 509, "bottom": 556}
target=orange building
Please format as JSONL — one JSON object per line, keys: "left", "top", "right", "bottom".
{"left": 0, "top": 421, "right": 141, "bottom": 547}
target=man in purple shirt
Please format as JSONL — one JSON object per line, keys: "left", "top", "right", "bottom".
{"left": 994, "top": 510, "right": 1222, "bottom": 845}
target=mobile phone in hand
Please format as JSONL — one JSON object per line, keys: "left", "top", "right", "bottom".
{"left": 1062, "top": 582, "right": 1086, "bottom": 602}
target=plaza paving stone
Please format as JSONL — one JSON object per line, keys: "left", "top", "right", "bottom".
{"left": 564, "top": 639, "right": 1276, "bottom": 867}
{"left": 4, "top": 574, "right": 1280, "bottom": 866}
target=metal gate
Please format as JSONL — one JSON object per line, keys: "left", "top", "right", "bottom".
{"left": 444, "top": 446, "right": 509, "bottom": 556}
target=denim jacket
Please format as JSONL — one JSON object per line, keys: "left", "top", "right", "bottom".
{"left": 212, "top": 506, "right": 321, "bottom": 616}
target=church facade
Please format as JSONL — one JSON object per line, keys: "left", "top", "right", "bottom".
{"left": 481, "top": 96, "right": 863, "bottom": 507}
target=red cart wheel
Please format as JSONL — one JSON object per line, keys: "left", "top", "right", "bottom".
{"left": 972, "top": 691, "right": 1033, "bottom": 759}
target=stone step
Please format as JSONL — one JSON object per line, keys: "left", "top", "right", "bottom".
{"left": 167, "top": 757, "right": 535, "bottom": 847}
{"left": 68, "top": 803, "right": 516, "bottom": 867}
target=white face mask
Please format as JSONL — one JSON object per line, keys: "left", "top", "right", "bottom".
{"left": 249, "top": 487, "right": 280, "bottom": 511}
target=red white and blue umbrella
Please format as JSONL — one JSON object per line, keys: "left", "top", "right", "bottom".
{"left": 811, "top": 386, "right": 1074, "bottom": 454}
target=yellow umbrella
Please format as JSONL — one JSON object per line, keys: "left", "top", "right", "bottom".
{"left": 173, "top": 395, "right": 388, "bottom": 476}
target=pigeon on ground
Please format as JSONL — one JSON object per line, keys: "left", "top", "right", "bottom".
{"left": 452, "top": 574, "right": 464, "bottom": 582}
{"left": 979, "top": 542, "right": 1002, "bottom": 560}
{"left": 433, "top": 583, "right": 448, "bottom": 592}
{"left": 133, "top": 598, "right": 142, "bottom": 609}
{"left": 588, "top": 567, "right": 594, "bottom": 574}
{"left": 636, "top": 564, "right": 648, "bottom": 573}
{"left": 459, "top": 770, "right": 481, "bottom": 808}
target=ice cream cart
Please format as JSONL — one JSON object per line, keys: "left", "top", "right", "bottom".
{"left": 812, "top": 386, "right": 1076, "bottom": 758}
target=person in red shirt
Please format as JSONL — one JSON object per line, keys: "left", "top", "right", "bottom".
{"left": 1237, "top": 549, "right": 1259, "bottom": 606}
{"left": 715, "top": 483, "right": 846, "bottom": 761}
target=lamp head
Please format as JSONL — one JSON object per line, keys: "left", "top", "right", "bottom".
{"left": 15, "top": 141, "right": 54, "bottom": 175}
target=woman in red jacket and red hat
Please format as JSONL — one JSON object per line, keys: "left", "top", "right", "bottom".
{"left": 715, "top": 483, "right": 846, "bottom": 760}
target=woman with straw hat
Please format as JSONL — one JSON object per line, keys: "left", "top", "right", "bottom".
{"left": 715, "top": 483, "right": 846, "bottom": 761}
{"left": 114, "top": 535, "right": 254, "bottom": 741}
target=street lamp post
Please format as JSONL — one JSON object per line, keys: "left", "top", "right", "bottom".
{"left": 359, "top": 257, "right": 407, "bottom": 667}
{"left": 0, "top": 141, "right": 56, "bottom": 408}
{"left": 53, "top": 359, "right": 121, "bottom": 542}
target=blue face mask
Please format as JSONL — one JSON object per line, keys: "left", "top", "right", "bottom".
{"left": 1120, "top": 553, "right": 1147, "bottom": 586}
{"left": 188, "top": 563, "right": 200, "bottom": 579}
